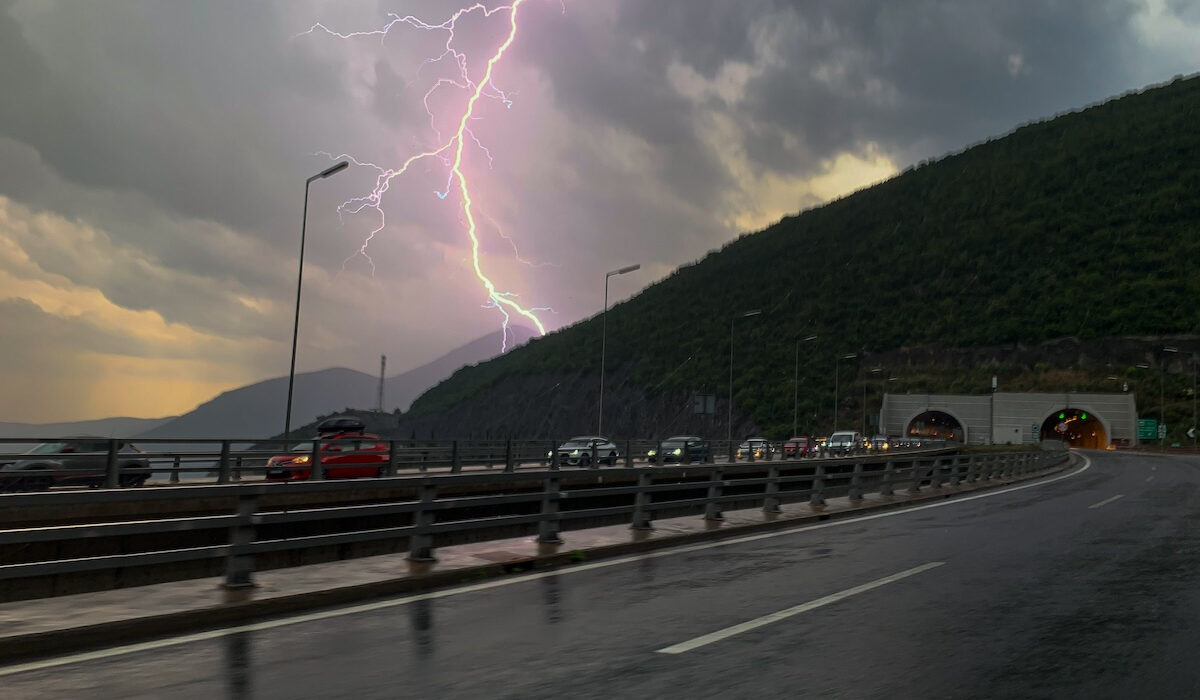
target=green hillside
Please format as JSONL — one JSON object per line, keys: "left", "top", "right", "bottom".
{"left": 410, "top": 74, "right": 1200, "bottom": 438}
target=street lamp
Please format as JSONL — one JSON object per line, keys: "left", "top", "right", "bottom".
{"left": 728, "top": 310, "right": 762, "bottom": 445}
{"left": 833, "top": 353, "right": 857, "bottom": 432}
{"left": 597, "top": 264, "right": 640, "bottom": 435}
{"left": 792, "top": 335, "right": 818, "bottom": 437}
{"left": 866, "top": 367, "right": 884, "bottom": 435}
{"left": 1162, "top": 345, "right": 1178, "bottom": 448}
{"left": 284, "top": 160, "right": 350, "bottom": 441}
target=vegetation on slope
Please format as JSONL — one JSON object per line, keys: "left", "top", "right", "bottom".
{"left": 410, "top": 75, "right": 1200, "bottom": 439}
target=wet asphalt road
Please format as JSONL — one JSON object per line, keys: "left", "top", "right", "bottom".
{"left": 7, "top": 450, "right": 1200, "bottom": 699}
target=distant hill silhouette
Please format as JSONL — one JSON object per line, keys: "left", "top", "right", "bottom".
{"left": 0, "top": 417, "right": 175, "bottom": 440}
{"left": 133, "top": 326, "right": 537, "bottom": 439}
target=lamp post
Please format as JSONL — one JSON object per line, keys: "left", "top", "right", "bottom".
{"left": 284, "top": 160, "right": 349, "bottom": 442}
{"left": 597, "top": 264, "right": 640, "bottom": 435}
{"left": 1162, "top": 345, "right": 1178, "bottom": 448}
{"left": 728, "top": 310, "right": 762, "bottom": 445}
{"left": 866, "top": 367, "right": 884, "bottom": 435}
{"left": 792, "top": 335, "right": 818, "bottom": 437}
{"left": 833, "top": 353, "right": 857, "bottom": 432}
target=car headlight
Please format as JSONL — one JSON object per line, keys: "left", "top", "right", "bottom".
{"left": 647, "top": 449, "right": 657, "bottom": 457}
{"left": 672, "top": 448, "right": 682, "bottom": 455}
{"left": 570, "top": 450, "right": 579, "bottom": 455}
{"left": 546, "top": 451, "right": 553, "bottom": 458}
{"left": 292, "top": 456, "right": 310, "bottom": 465}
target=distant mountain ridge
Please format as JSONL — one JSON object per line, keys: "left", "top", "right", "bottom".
{"left": 3, "top": 327, "right": 536, "bottom": 441}
{"left": 134, "top": 325, "right": 537, "bottom": 439}
{"left": 0, "top": 417, "right": 175, "bottom": 440}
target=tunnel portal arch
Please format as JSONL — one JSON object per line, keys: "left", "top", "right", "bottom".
{"left": 905, "top": 410, "right": 966, "bottom": 442}
{"left": 1040, "top": 408, "right": 1108, "bottom": 449}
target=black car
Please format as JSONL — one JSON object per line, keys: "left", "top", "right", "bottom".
{"left": 0, "top": 437, "right": 150, "bottom": 491}
{"left": 648, "top": 436, "right": 711, "bottom": 464}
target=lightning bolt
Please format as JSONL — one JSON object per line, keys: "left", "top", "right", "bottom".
{"left": 303, "top": 1, "right": 550, "bottom": 345}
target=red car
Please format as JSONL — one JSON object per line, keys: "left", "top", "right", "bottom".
{"left": 783, "top": 436, "right": 815, "bottom": 459}
{"left": 265, "top": 431, "right": 388, "bottom": 481}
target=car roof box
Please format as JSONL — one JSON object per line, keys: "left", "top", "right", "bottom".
{"left": 316, "top": 416, "right": 366, "bottom": 435}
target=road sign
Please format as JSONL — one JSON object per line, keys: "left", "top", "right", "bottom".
{"left": 1138, "top": 419, "right": 1158, "bottom": 440}
{"left": 1158, "top": 424, "right": 1167, "bottom": 440}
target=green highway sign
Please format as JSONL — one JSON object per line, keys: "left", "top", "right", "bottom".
{"left": 1138, "top": 418, "right": 1158, "bottom": 440}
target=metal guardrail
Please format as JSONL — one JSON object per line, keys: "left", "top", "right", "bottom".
{"left": 0, "top": 449, "right": 1066, "bottom": 594}
{"left": 0, "top": 436, "right": 954, "bottom": 489}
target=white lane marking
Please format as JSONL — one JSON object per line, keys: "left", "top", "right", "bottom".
{"left": 0, "top": 454, "right": 1092, "bottom": 677}
{"left": 1088, "top": 494, "right": 1125, "bottom": 509}
{"left": 655, "top": 561, "right": 945, "bottom": 654}
{"left": 1146, "top": 476, "right": 1155, "bottom": 483}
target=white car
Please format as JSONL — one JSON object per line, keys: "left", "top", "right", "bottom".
{"left": 548, "top": 436, "right": 620, "bottom": 466}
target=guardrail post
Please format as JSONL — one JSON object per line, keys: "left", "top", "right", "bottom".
{"left": 908, "top": 459, "right": 923, "bottom": 494}
{"left": 224, "top": 492, "right": 258, "bottom": 589}
{"left": 881, "top": 459, "right": 895, "bottom": 496}
{"left": 408, "top": 483, "right": 437, "bottom": 562}
{"left": 948, "top": 457, "right": 961, "bottom": 487}
{"left": 728, "top": 440, "right": 735, "bottom": 464}
{"left": 170, "top": 455, "right": 181, "bottom": 484}
{"left": 763, "top": 465, "right": 781, "bottom": 513}
{"left": 451, "top": 440, "right": 461, "bottom": 473}
{"left": 383, "top": 440, "right": 397, "bottom": 477}
{"left": 589, "top": 443, "right": 599, "bottom": 470}
{"left": 538, "top": 475, "right": 563, "bottom": 544}
{"left": 810, "top": 462, "right": 826, "bottom": 506}
{"left": 233, "top": 456, "right": 243, "bottom": 482}
{"left": 104, "top": 438, "right": 120, "bottom": 488}
{"left": 929, "top": 458, "right": 944, "bottom": 489}
{"left": 704, "top": 466, "right": 724, "bottom": 521}
{"left": 217, "top": 441, "right": 232, "bottom": 485}
{"left": 503, "top": 439, "right": 515, "bottom": 473}
{"left": 625, "top": 440, "right": 633, "bottom": 469}
{"left": 654, "top": 440, "right": 663, "bottom": 466}
{"left": 631, "top": 472, "right": 653, "bottom": 530}
{"left": 310, "top": 439, "right": 324, "bottom": 480}
{"left": 998, "top": 454, "right": 1009, "bottom": 479}
{"left": 849, "top": 461, "right": 864, "bottom": 502}
{"left": 550, "top": 440, "right": 561, "bottom": 471}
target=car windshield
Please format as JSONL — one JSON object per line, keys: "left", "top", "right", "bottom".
{"left": 29, "top": 442, "right": 69, "bottom": 454}
{"left": 290, "top": 442, "right": 314, "bottom": 452}
{"left": 561, "top": 441, "right": 592, "bottom": 449}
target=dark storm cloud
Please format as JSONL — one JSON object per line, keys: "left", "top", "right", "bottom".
{"left": 0, "top": 1, "right": 349, "bottom": 240}
{"left": 527, "top": 0, "right": 1163, "bottom": 185}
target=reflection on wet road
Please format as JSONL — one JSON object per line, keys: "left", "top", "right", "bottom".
{"left": 8, "top": 451, "right": 1200, "bottom": 699}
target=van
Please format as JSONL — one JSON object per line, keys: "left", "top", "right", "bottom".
{"left": 827, "top": 431, "right": 862, "bottom": 457}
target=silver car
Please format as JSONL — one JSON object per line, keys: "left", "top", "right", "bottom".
{"left": 547, "top": 436, "right": 620, "bottom": 466}
{"left": 0, "top": 437, "right": 150, "bottom": 491}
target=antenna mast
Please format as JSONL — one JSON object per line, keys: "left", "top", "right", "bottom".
{"left": 378, "top": 355, "right": 386, "bottom": 413}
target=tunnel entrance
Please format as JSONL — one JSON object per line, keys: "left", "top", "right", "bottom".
{"left": 906, "top": 411, "right": 965, "bottom": 442}
{"left": 1040, "top": 409, "right": 1107, "bottom": 448}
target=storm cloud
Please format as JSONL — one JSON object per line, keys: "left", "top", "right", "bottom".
{"left": 0, "top": 0, "right": 1196, "bottom": 421}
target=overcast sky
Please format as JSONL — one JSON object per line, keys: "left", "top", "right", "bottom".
{"left": 1, "top": 0, "right": 1197, "bottom": 422}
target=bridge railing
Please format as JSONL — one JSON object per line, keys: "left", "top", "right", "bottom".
{"left": 0, "top": 448, "right": 1069, "bottom": 600}
{"left": 0, "top": 436, "right": 956, "bottom": 489}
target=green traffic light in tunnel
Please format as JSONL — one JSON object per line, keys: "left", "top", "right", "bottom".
{"left": 1082, "top": 413, "right": 1087, "bottom": 420}
{"left": 1059, "top": 412, "right": 1065, "bottom": 419}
